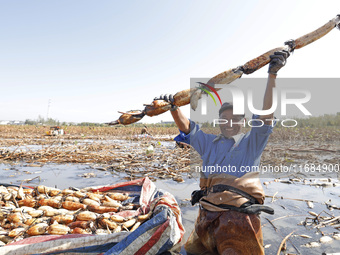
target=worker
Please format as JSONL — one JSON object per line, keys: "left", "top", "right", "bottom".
{"left": 156, "top": 50, "right": 290, "bottom": 254}
{"left": 141, "top": 125, "right": 151, "bottom": 136}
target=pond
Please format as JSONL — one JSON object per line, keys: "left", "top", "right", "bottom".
{"left": 1, "top": 161, "right": 339, "bottom": 254}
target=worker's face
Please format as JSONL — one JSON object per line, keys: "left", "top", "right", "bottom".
{"left": 219, "top": 109, "right": 244, "bottom": 138}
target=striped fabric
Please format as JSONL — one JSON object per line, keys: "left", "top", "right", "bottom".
{"left": 1, "top": 177, "right": 184, "bottom": 255}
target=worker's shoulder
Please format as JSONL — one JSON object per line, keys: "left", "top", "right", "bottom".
{"left": 193, "top": 129, "right": 218, "bottom": 144}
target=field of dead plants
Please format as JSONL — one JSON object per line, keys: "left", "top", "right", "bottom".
{"left": 0, "top": 125, "right": 339, "bottom": 178}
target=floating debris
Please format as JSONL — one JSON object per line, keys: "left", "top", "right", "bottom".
{"left": 293, "top": 234, "right": 312, "bottom": 239}
{"left": 308, "top": 211, "right": 318, "bottom": 217}
{"left": 333, "top": 233, "right": 340, "bottom": 240}
{"left": 314, "top": 215, "right": 340, "bottom": 229}
{"left": 319, "top": 236, "right": 333, "bottom": 243}
{"left": 173, "top": 176, "right": 185, "bottom": 183}
{"left": 307, "top": 201, "right": 314, "bottom": 209}
{"left": 146, "top": 145, "right": 154, "bottom": 154}
{"left": 302, "top": 242, "right": 321, "bottom": 248}
{"left": 79, "top": 172, "right": 96, "bottom": 178}
{"left": 263, "top": 181, "right": 270, "bottom": 186}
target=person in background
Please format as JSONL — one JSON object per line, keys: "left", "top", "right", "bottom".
{"left": 141, "top": 125, "right": 151, "bottom": 136}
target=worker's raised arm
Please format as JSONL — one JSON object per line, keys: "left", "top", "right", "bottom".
{"left": 170, "top": 108, "right": 190, "bottom": 134}
{"left": 261, "top": 50, "right": 290, "bottom": 124}
{"left": 261, "top": 74, "right": 277, "bottom": 123}
{"left": 155, "top": 94, "right": 190, "bottom": 134}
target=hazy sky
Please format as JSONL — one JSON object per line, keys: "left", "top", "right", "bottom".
{"left": 1, "top": 0, "right": 339, "bottom": 123}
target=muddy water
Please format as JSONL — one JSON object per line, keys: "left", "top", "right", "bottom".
{"left": 1, "top": 144, "right": 340, "bottom": 254}
{"left": 262, "top": 179, "right": 340, "bottom": 255}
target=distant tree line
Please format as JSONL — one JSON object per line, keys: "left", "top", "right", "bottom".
{"left": 23, "top": 116, "right": 176, "bottom": 127}
{"left": 25, "top": 116, "right": 60, "bottom": 126}
{"left": 292, "top": 113, "right": 340, "bottom": 128}
{"left": 24, "top": 116, "right": 107, "bottom": 127}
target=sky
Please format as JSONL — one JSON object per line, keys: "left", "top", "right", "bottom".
{"left": 0, "top": 0, "right": 339, "bottom": 124}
